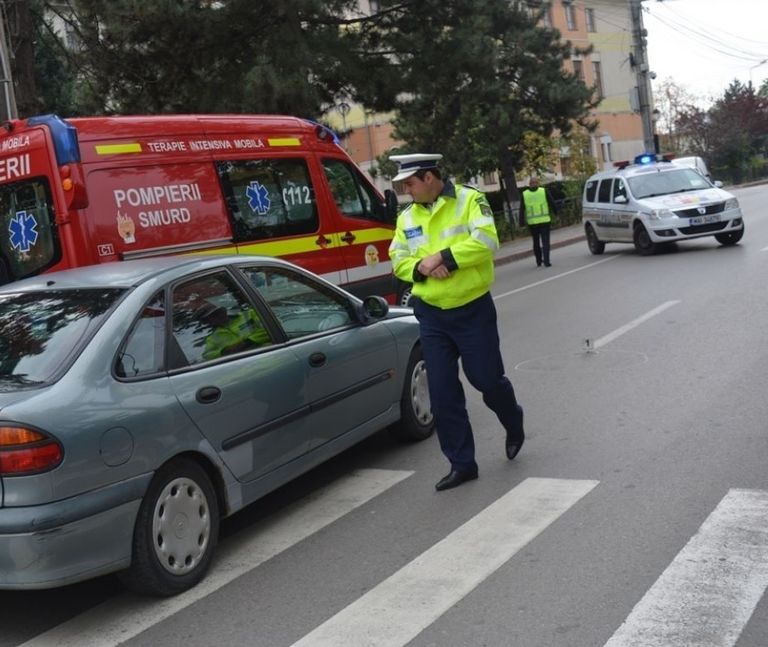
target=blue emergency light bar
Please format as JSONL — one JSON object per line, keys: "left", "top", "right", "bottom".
{"left": 27, "top": 114, "right": 81, "bottom": 165}
{"left": 634, "top": 153, "right": 656, "bottom": 165}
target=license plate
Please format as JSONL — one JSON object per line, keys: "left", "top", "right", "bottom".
{"left": 689, "top": 214, "right": 720, "bottom": 225}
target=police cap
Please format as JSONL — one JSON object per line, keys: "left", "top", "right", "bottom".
{"left": 389, "top": 153, "right": 443, "bottom": 182}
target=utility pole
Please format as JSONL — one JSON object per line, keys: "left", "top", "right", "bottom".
{"left": 628, "top": 0, "right": 655, "bottom": 153}
{"left": 0, "top": 2, "right": 18, "bottom": 121}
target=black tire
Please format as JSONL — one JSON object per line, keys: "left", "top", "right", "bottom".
{"left": 715, "top": 226, "right": 744, "bottom": 246}
{"left": 390, "top": 345, "right": 434, "bottom": 442}
{"left": 585, "top": 223, "right": 605, "bottom": 255}
{"left": 398, "top": 284, "right": 413, "bottom": 307}
{"left": 119, "top": 458, "right": 219, "bottom": 597}
{"left": 633, "top": 223, "right": 657, "bottom": 256}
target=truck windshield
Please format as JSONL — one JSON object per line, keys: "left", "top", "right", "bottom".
{"left": 628, "top": 168, "right": 710, "bottom": 199}
{"left": 0, "top": 178, "right": 60, "bottom": 283}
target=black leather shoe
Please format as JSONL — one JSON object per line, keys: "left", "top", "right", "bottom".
{"left": 435, "top": 469, "right": 478, "bottom": 491}
{"left": 544, "top": 262, "right": 551, "bottom": 267}
{"left": 506, "top": 405, "right": 525, "bottom": 460}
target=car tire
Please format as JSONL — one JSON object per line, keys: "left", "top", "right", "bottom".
{"left": 390, "top": 345, "right": 434, "bottom": 442}
{"left": 119, "top": 458, "right": 219, "bottom": 597}
{"left": 633, "top": 223, "right": 657, "bottom": 256}
{"left": 715, "top": 226, "right": 744, "bottom": 246}
{"left": 585, "top": 223, "right": 605, "bottom": 255}
{"left": 398, "top": 284, "right": 413, "bottom": 308}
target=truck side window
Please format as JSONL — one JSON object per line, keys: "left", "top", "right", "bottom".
{"left": 597, "top": 179, "right": 613, "bottom": 203}
{"left": 321, "top": 158, "right": 386, "bottom": 223}
{"left": 216, "top": 159, "right": 319, "bottom": 241}
{"left": 0, "top": 178, "right": 60, "bottom": 281}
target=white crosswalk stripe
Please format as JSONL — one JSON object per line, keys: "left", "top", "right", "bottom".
{"left": 20, "top": 468, "right": 413, "bottom": 647}
{"left": 604, "top": 488, "right": 768, "bottom": 647}
{"left": 290, "top": 477, "right": 599, "bottom": 647}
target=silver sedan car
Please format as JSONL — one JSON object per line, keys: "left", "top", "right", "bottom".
{"left": 0, "top": 255, "right": 432, "bottom": 596}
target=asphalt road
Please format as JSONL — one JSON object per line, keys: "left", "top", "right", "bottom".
{"left": 3, "top": 184, "right": 768, "bottom": 647}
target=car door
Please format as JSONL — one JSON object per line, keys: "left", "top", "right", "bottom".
{"left": 594, "top": 178, "right": 616, "bottom": 240}
{"left": 166, "top": 269, "right": 311, "bottom": 483}
{"left": 611, "top": 178, "right": 633, "bottom": 239}
{"left": 239, "top": 264, "right": 399, "bottom": 450}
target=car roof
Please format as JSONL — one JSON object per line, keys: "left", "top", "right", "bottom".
{"left": 587, "top": 161, "right": 684, "bottom": 182}
{"left": 0, "top": 255, "right": 298, "bottom": 292}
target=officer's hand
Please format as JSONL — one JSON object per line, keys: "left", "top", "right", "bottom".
{"left": 418, "top": 252, "right": 444, "bottom": 276}
{"left": 429, "top": 264, "right": 450, "bottom": 279}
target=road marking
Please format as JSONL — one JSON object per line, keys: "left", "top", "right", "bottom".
{"left": 604, "top": 489, "right": 768, "bottom": 647}
{"left": 593, "top": 300, "right": 680, "bottom": 349}
{"left": 494, "top": 255, "right": 619, "bottom": 300}
{"left": 291, "top": 477, "right": 599, "bottom": 647}
{"left": 21, "top": 468, "right": 413, "bottom": 647}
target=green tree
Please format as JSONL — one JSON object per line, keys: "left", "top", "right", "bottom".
{"left": 369, "top": 0, "right": 596, "bottom": 206}
{"left": 520, "top": 131, "right": 558, "bottom": 178}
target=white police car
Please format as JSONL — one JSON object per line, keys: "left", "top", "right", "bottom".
{"left": 582, "top": 154, "right": 745, "bottom": 255}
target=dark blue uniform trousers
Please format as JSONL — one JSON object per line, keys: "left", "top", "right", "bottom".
{"left": 413, "top": 292, "right": 523, "bottom": 473}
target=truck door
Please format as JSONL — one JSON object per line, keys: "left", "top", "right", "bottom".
{"left": 318, "top": 157, "right": 396, "bottom": 299}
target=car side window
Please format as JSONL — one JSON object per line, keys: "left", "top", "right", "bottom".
{"left": 116, "top": 292, "right": 166, "bottom": 378}
{"left": 240, "top": 266, "right": 353, "bottom": 339}
{"left": 171, "top": 271, "right": 273, "bottom": 366}
{"left": 321, "top": 158, "right": 386, "bottom": 222}
{"left": 597, "top": 179, "right": 613, "bottom": 203}
{"left": 584, "top": 179, "right": 598, "bottom": 202}
{"left": 216, "top": 158, "right": 319, "bottom": 241}
{"left": 613, "top": 179, "right": 627, "bottom": 202}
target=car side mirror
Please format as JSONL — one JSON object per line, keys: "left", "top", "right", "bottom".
{"left": 358, "top": 295, "right": 389, "bottom": 323}
{"left": 713, "top": 180, "right": 723, "bottom": 188}
{"left": 613, "top": 195, "right": 628, "bottom": 204}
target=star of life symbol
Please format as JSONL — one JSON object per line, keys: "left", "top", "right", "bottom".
{"left": 246, "top": 181, "right": 271, "bottom": 215}
{"left": 9, "top": 210, "right": 38, "bottom": 253}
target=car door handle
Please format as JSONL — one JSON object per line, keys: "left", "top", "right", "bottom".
{"left": 196, "top": 386, "right": 222, "bottom": 404}
{"left": 309, "top": 352, "right": 326, "bottom": 368}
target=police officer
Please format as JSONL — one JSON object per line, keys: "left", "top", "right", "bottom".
{"left": 388, "top": 153, "right": 525, "bottom": 491}
{"left": 201, "top": 305, "right": 271, "bottom": 360}
{"left": 519, "top": 176, "right": 557, "bottom": 267}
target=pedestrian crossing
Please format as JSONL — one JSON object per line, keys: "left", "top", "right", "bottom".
{"left": 14, "top": 471, "right": 768, "bottom": 647}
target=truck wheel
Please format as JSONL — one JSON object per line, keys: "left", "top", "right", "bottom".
{"left": 715, "top": 227, "right": 744, "bottom": 246}
{"left": 585, "top": 223, "right": 605, "bottom": 255}
{"left": 119, "top": 458, "right": 219, "bottom": 597}
{"left": 633, "top": 223, "right": 657, "bottom": 256}
{"left": 390, "top": 346, "right": 434, "bottom": 442}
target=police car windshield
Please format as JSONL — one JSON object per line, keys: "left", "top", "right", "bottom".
{"left": 628, "top": 168, "right": 710, "bottom": 199}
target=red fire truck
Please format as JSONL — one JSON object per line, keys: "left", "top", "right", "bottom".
{"left": 0, "top": 114, "right": 401, "bottom": 300}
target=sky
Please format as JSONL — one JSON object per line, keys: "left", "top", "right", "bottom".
{"left": 643, "top": 0, "right": 768, "bottom": 104}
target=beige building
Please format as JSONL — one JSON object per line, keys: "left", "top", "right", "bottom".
{"left": 330, "top": 0, "right": 651, "bottom": 193}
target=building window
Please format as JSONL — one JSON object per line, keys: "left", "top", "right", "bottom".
{"left": 564, "top": 2, "right": 576, "bottom": 30}
{"left": 573, "top": 59, "right": 584, "bottom": 81}
{"left": 592, "top": 61, "right": 604, "bottom": 99}
{"left": 369, "top": 0, "right": 381, "bottom": 12}
{"left": 542, "top": 5, "right": 553, "bottom": 27}
{"left": 585, "top": 7, "right": 596, "bottom": 32}
{"left": 482, "top": 171, "right": 498, "bottom": 185}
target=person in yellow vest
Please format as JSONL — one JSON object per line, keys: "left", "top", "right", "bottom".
{"left": 519, "top": 176, "right": 558, "bottom": 267}
{"left": 388, "top": 153, "right": 525, "bottom": 491}
{"left": 201, "top": 304, "right": 271, "bottom": 360}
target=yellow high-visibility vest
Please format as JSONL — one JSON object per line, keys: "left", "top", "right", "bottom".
{"left": 522, "top": 187, "right": 551, "bottom": 225}
{"left": 389, "top": 184, "right": 499, "bottom": 309}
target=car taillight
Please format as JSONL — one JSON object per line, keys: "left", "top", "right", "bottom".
{"left": 0, "top": 425, "right": 63, "bottom": 475}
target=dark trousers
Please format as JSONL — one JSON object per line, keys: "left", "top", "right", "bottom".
{"left": 413, "top": 292, "right": 523, "bottom": 472}
{"left": 529, "top": 223, "right": 551, "bottom": 265}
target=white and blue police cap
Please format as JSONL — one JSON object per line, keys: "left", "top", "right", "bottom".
{"left": 389, "top": 153, "right": 443, "bottom": 182}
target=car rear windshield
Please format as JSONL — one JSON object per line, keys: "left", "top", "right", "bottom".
{"left": 0, "top": 288, "right": 125, "bottom": 388}
{"left": 628, "top": 168, "right": 710, "bottom": 199}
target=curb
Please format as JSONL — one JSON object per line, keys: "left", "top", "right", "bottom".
{"left": 494, "top": 234, "right": 586, "bottom": 267}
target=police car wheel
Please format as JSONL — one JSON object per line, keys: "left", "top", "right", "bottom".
{"left": 390, "top": 345, "right": 434, "bottom": 442}
{"left": 119, "top": 458, "right": 219, "bottom": 597}
{"left": 585, "top": 224, "right": 605, "bottom": 255}
{"left": 715, "top": 227, "right": 744, "bottom": 246}
{"left": 633, "top": 223, "right": 657, "bottom": 256}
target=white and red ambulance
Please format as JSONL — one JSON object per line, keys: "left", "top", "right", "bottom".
{"left": 0, "top": 114, "right": 400, "bottom": 300}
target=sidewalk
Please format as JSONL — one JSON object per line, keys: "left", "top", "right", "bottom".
{"left": 494, "top": 223, "right": 585, "bottom": 267}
